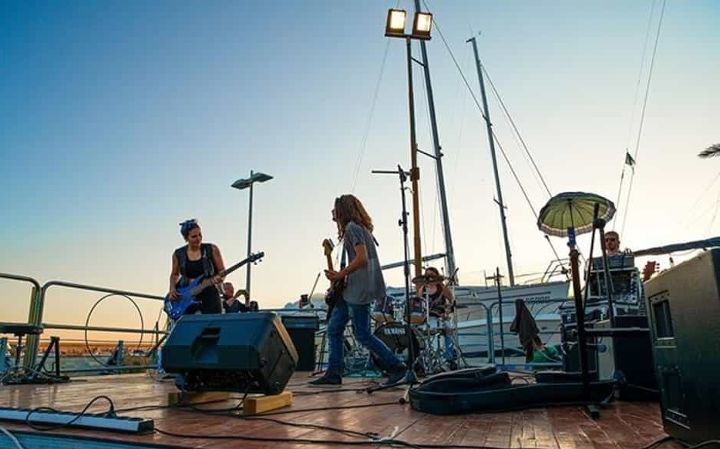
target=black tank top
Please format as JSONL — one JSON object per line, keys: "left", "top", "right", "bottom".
{"left": 183, "top": 257, "right": 206, "bottom": 280}
{"left": 425, "top": 288, "right": 450, "bottom": 317}
{"left": 175, "top": 244, "right": 221, "bottom": 314}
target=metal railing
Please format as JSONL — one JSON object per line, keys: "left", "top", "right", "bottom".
{"left": 2, "top": 270, "right": 572, "bottom": 378}
{"left": 454, "top": 297, "right": 568, "bottom": 369}
{"left": 1, "top": 272, "right": 167, "bottom": 376}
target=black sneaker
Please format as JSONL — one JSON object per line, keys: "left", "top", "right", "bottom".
{"left": 383, "top": 364, "right": 407, "bottom": 385}
{"left": 309, "top": 373, "right": 342, "bottom": 385}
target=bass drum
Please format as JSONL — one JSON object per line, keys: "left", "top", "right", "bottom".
{"left": 372, "top": 322, "right": 424, "bottom": 374}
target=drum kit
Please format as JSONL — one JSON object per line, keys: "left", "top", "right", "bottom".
{"left": 366, "top": 274, "right": 462, "bottom": 376}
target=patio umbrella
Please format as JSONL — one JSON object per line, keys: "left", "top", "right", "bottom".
{"left": 537, "top": 192, "right": 615, "bottom": 238}
{"left": 537, "top": 192, "right": 615, "bottom": 393}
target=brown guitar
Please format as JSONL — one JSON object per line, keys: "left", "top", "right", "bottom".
{"left": 322, "top": 238, "right": 343, "bottom": 317}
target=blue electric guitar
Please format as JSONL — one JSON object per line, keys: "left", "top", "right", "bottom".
{"left": 164, "top": 251, "right": 264, "bottom": 320}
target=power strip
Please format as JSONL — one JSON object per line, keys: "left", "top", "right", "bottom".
{"left": 0, "top": 407, "right": 154, "bottom": 434}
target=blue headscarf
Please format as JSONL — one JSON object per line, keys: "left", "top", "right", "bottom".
{"left": 179, "top": 219, "right": 199, "bottom": 238}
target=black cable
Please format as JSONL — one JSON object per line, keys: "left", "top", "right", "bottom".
{"left": 154, "top": 427, "right": 522, "bottom": 449}
{"left": 292, "top": 387, "right": 368, "bottom": 396}
{"left": 24, "top": 395, "right": 116, "bottom": 431}
{"left": 212, "top": 399, "right": 401, "bottom": 417}
{"left": 620, "top": 0, "right": 667, "bottom": 235}
{"left": 683, "top": 441, "right": 720, "bottom": 449}
{"left": 481, "top": 65, "right": 552, "bottom": 197}
{"left": 638, "top": 436, "right": 675, "bottom": 449}
{"left": 155, "top": 427, "right": 416, "bottom": 447}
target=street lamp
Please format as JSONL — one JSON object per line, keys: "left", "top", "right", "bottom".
{"left": 384, "top": 8, "right": 433, "bottom": 278}
{"left": 231, "top": 170, "right": 272, "bottom": 301}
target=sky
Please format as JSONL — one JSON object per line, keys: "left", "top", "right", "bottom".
{"left": 1, "top": 0, "right": 719, "bottom": 331}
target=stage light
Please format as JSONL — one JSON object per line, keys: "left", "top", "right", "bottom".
{"left": 385, "top": 9, "right": 407, "bottom": 38}
{"left": 412, "top": 12, "right": 433, "bottom": 40}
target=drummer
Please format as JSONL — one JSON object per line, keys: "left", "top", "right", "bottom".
{"left": 416, "top": 267, "right": 458, "bottom": 370}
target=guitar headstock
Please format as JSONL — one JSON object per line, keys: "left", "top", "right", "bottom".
{"left": 322, "top": 239, "right": 334, "bottom": 257}
{"left": 249, "top": 251, "right": 265, "bottom": 263}
{"left": 642, "top": 260, "right": 659, "bottom": 282}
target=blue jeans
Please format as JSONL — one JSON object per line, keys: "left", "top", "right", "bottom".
{"left": 326, "top": 298, "right": 403, "bottom": 375}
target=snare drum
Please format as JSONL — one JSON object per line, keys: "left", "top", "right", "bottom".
{"left": 371, "top": 296, "right": 395, "bottom": 323}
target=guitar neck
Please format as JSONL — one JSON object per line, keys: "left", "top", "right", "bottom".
{"left": 325, "top": 254, "right": 334, "bottom": 272}
{"left": 190, "top": 253, "right": 263, "bottom": 296}
{"left": 221, "top": 258, "right": 253, "bottom": 278}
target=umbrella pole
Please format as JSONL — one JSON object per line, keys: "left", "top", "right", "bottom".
{"left": 569, "top": 247, "right": 591, "bottom": 393}
{"left": 596, "top": 222, "right": 616, "bottom": 325}
{"left": 583, "top": 206, "right": 600, "bottom": 304}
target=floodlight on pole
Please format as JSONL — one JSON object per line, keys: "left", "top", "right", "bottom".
{"left": 412, "top": 12, "right": 433, "bottom": 39}
{"left": 385, "top": 9, "right": 407, "bottom": 38}
{"left": 231, "top": 170, "right": 272, "bottom": 301}
{"left": 383, "top": 7, "right": 433, "bottom": 278}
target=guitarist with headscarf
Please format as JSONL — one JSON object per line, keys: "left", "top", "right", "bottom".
{"left": 167, "top": 219, "right": 226, "bottom": 315}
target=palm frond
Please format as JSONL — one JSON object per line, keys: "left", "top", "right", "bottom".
{"left": 698, "top": 143, "right": 720, "bottom": 158}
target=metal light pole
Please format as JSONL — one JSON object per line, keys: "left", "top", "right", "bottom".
{"left": 413, "top": 0, "right": 456, "bottom": 279}
{"left": 385, "top": 8, "right": 433, "bottom": 278}
{"left": 231, "top": 170, "right": 272, "bottom": 300}
{"left": 406, "top": 36, "right": 422, "bottom": 278}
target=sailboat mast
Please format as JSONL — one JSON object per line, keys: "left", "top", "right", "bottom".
{"left": 468, "top": 37, "right": 515, "bottom": 286}
{"left": 413, "top": 0, "right": 456, "bottom": 279}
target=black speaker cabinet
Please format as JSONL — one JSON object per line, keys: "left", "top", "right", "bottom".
{"left": 645, "top": 249, "right": 720, "bottom": 445}
{"left": 281, "top": 314, "right": 319, "bottom": 371}
{"left": 162, "top": 312, "right": 298, "bottom": 394}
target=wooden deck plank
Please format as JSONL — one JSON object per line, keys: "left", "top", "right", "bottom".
{"left": 0, "top": 373, "right": 673, "bottom": 449}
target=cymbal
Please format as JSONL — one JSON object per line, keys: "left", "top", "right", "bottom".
{"left": 411, "top": 274, "right": 446, "bottom": 286}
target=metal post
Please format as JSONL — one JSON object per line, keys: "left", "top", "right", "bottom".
{"left": 570, "top": 247, "right": 590, "bottom": 392}
{"left": 495, "top": 268, "right": 506, "bottom": 366}
{"left": 25, "top": 285, "right": 41, "bottom": 368}
{"left": 246, "top": 171, "right": 254, "bottom": 300}
{"left": 414, "top": 0, "right": 455, "bottom": 278}
{"left": 406, "top": 37, "right": 422, "bottom": 278}
{"left": 0, "top": 338, "right": 7, "bottom": 373}
{"left": 469, "top": 37, "right": 515, "bottom": 286}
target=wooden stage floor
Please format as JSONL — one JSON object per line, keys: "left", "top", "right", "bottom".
{"left": 0, "top": 373, "right": 677, "bottom": 449}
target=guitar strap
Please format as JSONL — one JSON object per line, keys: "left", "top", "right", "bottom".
{"left": 200, "top": 243, "right": 215, "bottom": 278}
{"left": 339, "top": 238, "right": 347, "bottom": 270}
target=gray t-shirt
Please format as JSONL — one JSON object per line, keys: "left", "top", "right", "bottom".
{"left": 341, "top": 221, "right": 386, "bottom": 305}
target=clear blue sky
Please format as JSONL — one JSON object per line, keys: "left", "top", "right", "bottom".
{"left": 1, "top": 1, "right": 719, "bottom": 324}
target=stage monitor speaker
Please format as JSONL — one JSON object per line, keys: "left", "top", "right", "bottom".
{"left": 162, "top": 312, "right": 298, "bottom": 395}
{"left": 645, "top": 249, "right": 720, "bottom": 445}
{"left": 281, "top": 314, "right": 319, "bottom": 371}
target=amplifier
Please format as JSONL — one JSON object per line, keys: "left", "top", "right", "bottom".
{"left": 645, "top": 249, "right": 720, "bottom": 445}
{"left": 281, "top": 314, "right": 319, "bottom": 371}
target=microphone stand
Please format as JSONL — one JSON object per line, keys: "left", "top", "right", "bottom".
{"left": 367, "top": 165, "right": 418, "bottom": 394}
